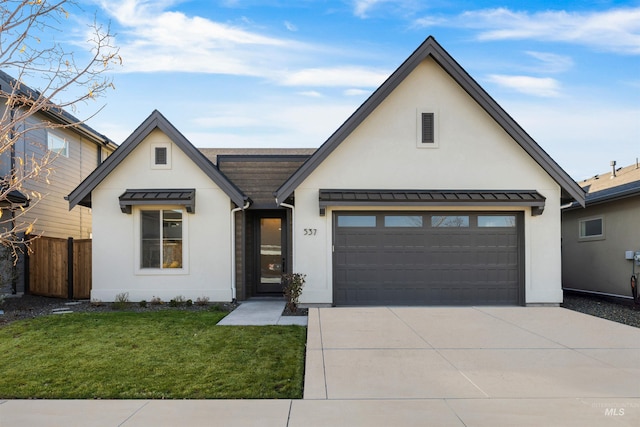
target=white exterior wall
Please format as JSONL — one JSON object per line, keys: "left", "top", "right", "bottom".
{"left": 91, "top": 129, "right": 233, "bottom": 302}
{"left": 292, "top": 58, "right": 563, "bottom": 305}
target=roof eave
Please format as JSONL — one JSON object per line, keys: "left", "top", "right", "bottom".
{"left": 68, "top": 110, "right": 247, "bottom": 210}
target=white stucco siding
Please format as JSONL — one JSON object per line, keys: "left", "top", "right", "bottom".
{"left": 91, "top": 129, "right": 233, "bottom": 302}
{"left": 293, "top": 57, "right": 563, "bottom": 305}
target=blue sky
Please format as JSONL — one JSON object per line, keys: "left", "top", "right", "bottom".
{"left": 49, "top": 1, "right": 640, "bottom": 179}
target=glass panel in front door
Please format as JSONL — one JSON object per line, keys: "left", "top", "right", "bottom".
{"left": 260, "top": 218, "right": 282, "bottom": 285}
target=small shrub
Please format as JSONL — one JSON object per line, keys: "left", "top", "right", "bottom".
{"left": 150, "top": 296, "right": 163, "bottom": 306}
{"left": 186, "top": 299, "right": 193, "bottom": 307}
{"left": 139, "top": 300, "right": 148, "bottom": 308}
{"left": 90, "top": 299, "right": 103, "bottom": 307}
{"left": 282, "top": 273, "right": 306, "bottom": 313}
{"left": 112, "top": 292, "right": 130, "bottom": 310}
{"left": 195, "top": 296, "right": 210, "bottom": 306}
{"left": 169, "top": 295, "right": 186, "bottom": 307}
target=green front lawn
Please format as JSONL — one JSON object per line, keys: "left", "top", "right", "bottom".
{"left": 0, "top": 310, "right": 306, "bottom": 399}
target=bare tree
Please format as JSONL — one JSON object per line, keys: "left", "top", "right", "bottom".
{"left": 0, "top": 0, "right": 120, "bottom": 262}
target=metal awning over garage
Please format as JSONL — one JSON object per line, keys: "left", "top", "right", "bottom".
{"left": 319, "top": 190, "right": 545, "bottom": 216}
{"left": 118, "top": 189, "right": 196, "bottom": 214}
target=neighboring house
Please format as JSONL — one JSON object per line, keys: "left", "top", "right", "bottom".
{"left": 0, "top": 70, "right": 117, "bottom": 295}
{"left": 562, "top": 161, "right": 640, "bottom": 300}
{"left": 68, "top": 36, "right": 584, "bottom": 306}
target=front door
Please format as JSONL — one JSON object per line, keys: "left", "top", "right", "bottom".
{"left": 257, "top": 214, "right": 286, "bottom": 294}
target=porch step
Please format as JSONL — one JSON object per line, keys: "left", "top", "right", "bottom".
{"left": 52, "top": 308, "right": 74, "bottom": 315}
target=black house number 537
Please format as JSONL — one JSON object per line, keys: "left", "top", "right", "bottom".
{"left": 303, "top": 228, "right": 317, "bottom": 236}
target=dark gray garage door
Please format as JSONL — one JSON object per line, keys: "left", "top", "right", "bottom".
{"left": 333, "top": 212, "right": 523, "bottom": 306}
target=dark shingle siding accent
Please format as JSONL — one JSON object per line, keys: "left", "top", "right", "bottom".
{"left": 216, "top": 155, "right": 312, "bottom": 208}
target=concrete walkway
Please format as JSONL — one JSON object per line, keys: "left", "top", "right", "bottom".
{"left": 216, "top": 299, "right": 307, "bottom": 326}
{"left": 1, "top": 307, "right": 639, "bottom": 426}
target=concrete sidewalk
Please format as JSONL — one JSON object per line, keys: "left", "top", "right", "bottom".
{"left": 1, "top": 307, "right": 639, "bottom": 426}
{"left": 216, "top": 299, "right": 307, "bottom": 326}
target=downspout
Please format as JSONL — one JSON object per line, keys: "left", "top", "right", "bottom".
{"left": 279, "top": 201, "right": 295, "bottom": 274}
{"left": 231, "top": 198, "right": 250, "bottom": 302}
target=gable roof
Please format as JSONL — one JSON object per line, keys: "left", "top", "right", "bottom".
{"left": 564, "top": 162, "right": 640, "bottom": 210}
{"left": 0, "top": 70, "right": 117, "bottom": 150}
{"left": 275, "top": 36, "right": 585, "bottom": 207}
{"left": 67, "top": 110, "right": 247, "bottom": 209}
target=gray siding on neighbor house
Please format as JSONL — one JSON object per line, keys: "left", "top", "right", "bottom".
{"left": 13, "top": 113, "right": 106, "bottom": 239}
{"left": 562, "top": 196, "right": 640, "bottom": 299}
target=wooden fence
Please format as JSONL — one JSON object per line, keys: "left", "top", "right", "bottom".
{"left": 27, "top": 236, "right": 91, "bottom": 299}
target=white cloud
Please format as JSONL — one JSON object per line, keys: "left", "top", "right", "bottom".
{"left": 353, "top": 0, "right": 386, "bottom": 18}
{"left": 525, "top": 51, "right": 574, "bottom": 74}
{"left": 284, "top": 21, "right": 298, "bottom": 32}
{"left": 473, "top": 7, "right": 640, "bottom": 54}
{"left": 94, "top": 0, "right": 391, "bottom": 89}
{"left": 344, "top": 88, "right": 371, "bottom": 96}
{"left": 297, "top": 91, "right": 323, "bottom": 97}
{"left": 280, "top": 66, "right": 389, "bottom": 87}
{"left": 96, "top": 0, "right": 301, "bottom": 76}
{"left": 415, "top": 7, "right": 640, "bottom": 54}
{"left": 487, "top": 75, "right": 562, "bottom": 97}
{"left": 506, "top": 102, "right": 640, "bottom": 180}
{"left": 187, "top": 101, "right": 357, "bottom": 147}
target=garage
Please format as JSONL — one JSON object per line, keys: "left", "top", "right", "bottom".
{"left": 333, "top": 211, "right": 524, "bottom": 306}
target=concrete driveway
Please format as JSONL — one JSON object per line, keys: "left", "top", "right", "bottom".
{"left": 301, "top": 306, "right": 640, "bottom": 426}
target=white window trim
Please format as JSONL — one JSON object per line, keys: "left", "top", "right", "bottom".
{"left": 416, "top": 108, "right": 439, "bottom": 149}
{"left": 578, "top": 216, "right": 605, "bottom": 241}
{"left": 47, "top": 131, "right": 69, "bottom": 157}
{"left": 151, "top": 142, "right": 172, "bottom": 170}
{"left": 133, "top": 206, "right": 189, "bottom": 275}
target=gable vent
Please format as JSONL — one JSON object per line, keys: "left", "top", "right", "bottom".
{"left": 155, "top": 147, "right": 167, "bottom": 165}
{"left": 421, "top": 112, "right": 435, "bottom": 144}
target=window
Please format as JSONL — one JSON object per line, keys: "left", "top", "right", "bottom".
{"left": 579, "top": 217, "right": 604, "bottom": 239}
{"left": 47, "top": 132, "right": 68, "bottom": 157}
{"left": 478, "top": 215, "right": 516, "bottom": 228}
{"left": 141, "top": 209, "right": 183, "bottom": 269}
{"left": 431, "top": 215, "right": 469, "bottom": 227}
{"left": 337, "top": 215, "right": 376, "bottom": 227}
{"left": 384, "top": 215, "right": 423, "bottom": 227}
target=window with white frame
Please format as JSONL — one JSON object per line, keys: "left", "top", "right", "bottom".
{"left": 579, "top": 217, "right": 604, "bottom": 240}
{"left": 140, "top": 209, "right": 184, "bottom": 269}
{"left": 47, "top": 132, "right": 68, "bottom": 157}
